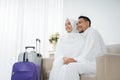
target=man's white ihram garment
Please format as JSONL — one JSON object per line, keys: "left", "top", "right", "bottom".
{"left": 49, "top": 25, "right": 107, "bottom": 80}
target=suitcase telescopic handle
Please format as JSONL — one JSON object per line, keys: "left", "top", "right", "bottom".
{"left": 23, "top": 52, "right": 28, "bottom": 62}
{"left": 36, "top": 38, "right": 40, "bottom": 53}
{"left": 23, "top": 52, "right": 26, "bottom": 62}
{"left": 36, "top": 38, "right": 40, "bottom": 42}
{"left": 25, "top": 46, "right": 35, "bottom": 49}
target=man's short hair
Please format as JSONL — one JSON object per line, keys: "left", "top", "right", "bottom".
{"left": 78, "top": 16, "right": 91, "bottom": 27}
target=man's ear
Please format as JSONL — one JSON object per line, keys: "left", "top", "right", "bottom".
{"left": 86, "top": 21, "right": 90, "bottom": 27}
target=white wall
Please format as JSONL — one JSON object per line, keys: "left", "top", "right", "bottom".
{"left": 63, "top": 0, "right": 120, "bottom": 45}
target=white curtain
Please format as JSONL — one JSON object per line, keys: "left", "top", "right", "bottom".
{"left": 0, "top": 0, "right": 63, "bottom": 80}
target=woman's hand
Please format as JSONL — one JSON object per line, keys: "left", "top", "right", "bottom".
{"left": 63, "top": 57, "right": 77, "bottom": 64}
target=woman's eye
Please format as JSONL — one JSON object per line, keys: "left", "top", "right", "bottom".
{"left": 68, "top": 22, "right": 71, "bottom": 25}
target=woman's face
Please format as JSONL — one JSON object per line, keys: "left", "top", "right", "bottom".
{"left": 65, "top": 20, "right": 73, "bottom": 33}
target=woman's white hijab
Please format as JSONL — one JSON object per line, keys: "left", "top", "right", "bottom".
{"left": 66, "top": 18, "right": 78, "bottom": 33}
{"left": 54, "top": 18, "right": 84, "bottom": 59}
{"left": 63, "top": 18, "right": 78, "bottom": 39}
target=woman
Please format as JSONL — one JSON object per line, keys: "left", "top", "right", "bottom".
{"left": 49, "top": 18, "right": 84, "bottom": 80}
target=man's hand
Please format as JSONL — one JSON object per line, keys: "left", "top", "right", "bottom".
{"left": 63, "top": 57, "right": 77, "bottom": 64}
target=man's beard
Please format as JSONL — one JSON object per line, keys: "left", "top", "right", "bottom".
{"left": 79, "top": 30, "right": 84, "bottom": 33}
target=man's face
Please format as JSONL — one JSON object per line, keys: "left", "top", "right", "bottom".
{"left": 77, "top": 18, "right": 89, "bottom": 33}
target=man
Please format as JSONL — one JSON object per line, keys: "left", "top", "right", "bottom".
{"left": 57, "top": 16, "right": 107, "bottom": 80}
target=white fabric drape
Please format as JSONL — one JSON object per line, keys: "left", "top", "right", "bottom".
{"left": 0, "top": 0, "right": 63, "bottom": 80}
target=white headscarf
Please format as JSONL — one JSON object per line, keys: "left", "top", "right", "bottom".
{"left": 54, "top": 18, "right": 84, "bottom": 59}
{"left": 62, "top": 18, "right": 79, "bottom": 39}
{"left": 67, "top": 18, "right": 78, "bottom": 33}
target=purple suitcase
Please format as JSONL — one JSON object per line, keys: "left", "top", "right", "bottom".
{"left": 11, "top": 52, "right": 39, "bottom": 80}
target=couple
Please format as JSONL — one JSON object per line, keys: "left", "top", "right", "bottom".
{"left": 49, "top": 16, "right": 107, "bottom": 80}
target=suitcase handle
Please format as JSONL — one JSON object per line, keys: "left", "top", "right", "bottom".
{"left": 23, "top": 52, "right": 28, "bottom": 62}
{"left": 36, "top": 38, "right": 40, "bottom": 42}
{"left": 25, "top": 46, "right": 35, "bottom": 52}
{"left": 36, "top": 38, "right": 40, "bottom": 53}
{"left": 23, "top": 52, "right": 26, "bottom": 62}
{"left": 36, "top": 38, "right": 42, "bottom": 57}
{"left": 25, "top": 46, "right": 35, "bottom": 49}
